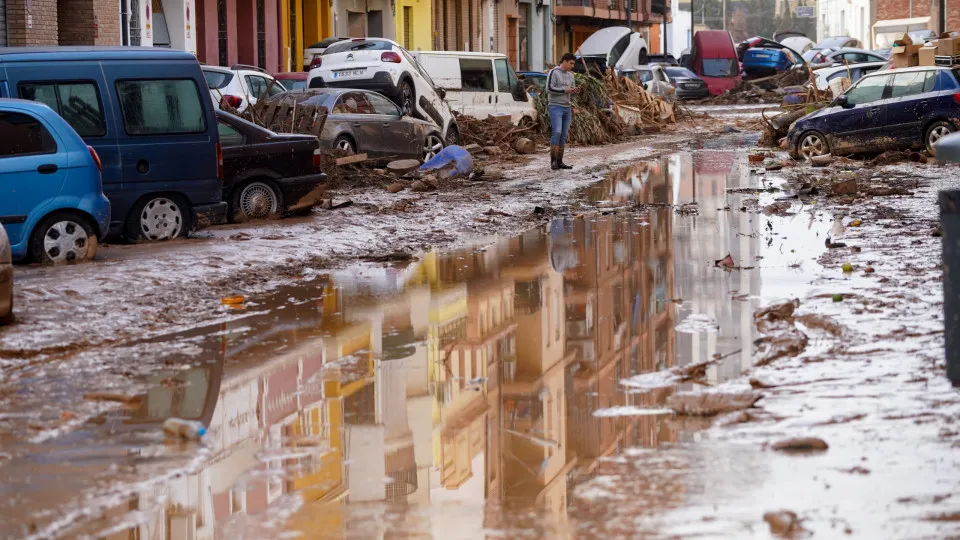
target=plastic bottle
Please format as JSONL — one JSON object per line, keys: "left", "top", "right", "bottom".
{"left": 163, "top": 418, "right": 207, "bottom": 441}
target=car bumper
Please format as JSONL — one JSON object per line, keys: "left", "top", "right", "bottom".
{"left": 676, "top": 87, "right": 710, "bottom": 99}
{"left": 192, "top": 202, "right": 229, "bottom": 230}
{"left": 278, "top": 173, "right": 329, "bottom": 206}
{"left": 313, "top": 72, "right": 400, "bottom": 97}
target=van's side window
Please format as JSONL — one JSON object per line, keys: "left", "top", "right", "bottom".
{"left": 115, "top": 79, "right": 206, "bottom": 136}
{"left": 0, "top": 112, "right": 57, "bottom": 157}
{"left": 460, "top": 59, "right": 494, "bottom": 92}
{"left": 19, "top": 82, "right": 106, "bottom": 137}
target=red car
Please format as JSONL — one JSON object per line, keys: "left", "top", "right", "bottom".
{"left": 691, "top": 30, "right": 742, "bottom": 95}
{"left": 271, "top": 72, "right": 308, "bottom": 91}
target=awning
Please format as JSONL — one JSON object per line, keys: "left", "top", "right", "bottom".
{"left": 872, "top": 16, "right": 931, "bottom": 30}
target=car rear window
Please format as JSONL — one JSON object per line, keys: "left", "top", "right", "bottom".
{"left": 115, "top": 79, "right": 207, "bottom": 135}
{"left": 702, "top": 58, "right": 737, "bottom": 78}
{"left": 324, "top": 40, "right": 392, "bottom": 55}
{"left": 283, "top": 79, "right": 308, "bottom": 91}
{"left": 18, "top": 81, "right": 107, "bottom": 137}
{"left": 665, "top": 67, "right": 697, "bottom": 78}
{"left": 891, "top": 71, "right": 936, "bottom": 98}
{"left": 0, "top": 111, "right": 57, "bottom": 157}
{"left": 203, "top": 70, "right": 234, "bottom": 89}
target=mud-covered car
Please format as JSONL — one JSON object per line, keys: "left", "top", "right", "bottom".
{"left": 263, "top": 89, "right": 445, "bottom": 162}
{"left": 788, "top": 66, "right": 960, "bottom": 159}
{"left": 216, "top": 111, "right": 327, "bottom": 222}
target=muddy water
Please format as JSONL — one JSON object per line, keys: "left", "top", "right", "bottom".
{"left": 1, "top": 151, "right": 836, "bottom": 539}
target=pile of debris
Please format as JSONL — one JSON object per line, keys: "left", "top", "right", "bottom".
{"left": 455, "top": 113, "right": 545, "bottom": 154}
{"left": 602, "top": 71, "right": 678, "bottom": 132}
{"left": 697, "top": 66, "right": 824, "bottom": 106}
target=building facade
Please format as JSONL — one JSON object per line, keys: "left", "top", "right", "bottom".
{"left": 875, "top": 0, "right": 958, "bottom": 40}
{"left": 818, "top": 0, "right": 872, "bottom": 47}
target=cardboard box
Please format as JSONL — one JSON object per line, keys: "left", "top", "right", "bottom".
{"left": 920, "top": 45, "right": 938, "bottom": 66}
{"left": 891, "top": 34, "right": 922, "bottom": 68}
{"left": 937, "top": 36, "right": 960, "bottom": 56}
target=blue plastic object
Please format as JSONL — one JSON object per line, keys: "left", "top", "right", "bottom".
{"left": 419, "top": 145, "right": 474, "bottom": 178}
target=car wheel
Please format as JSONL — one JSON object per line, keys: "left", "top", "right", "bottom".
{"left": 445, "top": 124, "right": 460, "bottom": 146}
{"left": 926, "top": 121, "right": 955, "bottom": 156}
{"left": 334, "top": 135, "right": 356, "bottom": 155}
{"left": 797, "top": 131, "right": 829, "bottom": 160}
{"left": 423, "top": 133, "right": 444, "bottom": 162}
{"left": 29, "top": 212, "right": 98, "bottom": 264}
{"left": 127, "top": 196, "right": 188, "bottom": 242}
{"left": 233, "top": 180, "right": 283, "bottom": 222}
{"left": 399, "top": 79, "right": 416, "bottom": 116}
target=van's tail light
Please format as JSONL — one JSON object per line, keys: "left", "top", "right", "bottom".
{"left": 953, "top": 92, "right": 960, "bottom": 105}
{"left": 216, "top": 143, "right": 224, "bottom": 181}
{"left": 87, "top": 146, "right": 102, "bottom": 172}
{"left": 222, "top": 95, "right": 243, "bottom": 109}
{"left": 381, "top": 51, "right": 402, "bottom": 63}
{"left": 313, "top": 149, "right": 322, "bottom": 169}
{"left": 310, "top": 55, "right": 322, "bottom": 69}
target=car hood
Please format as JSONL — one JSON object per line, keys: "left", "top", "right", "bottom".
{"left": 578, "top": 27, "right": 632, "bottom": 56}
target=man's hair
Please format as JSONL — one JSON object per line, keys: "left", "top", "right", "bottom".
{"left": 560, "top": 53, "right": 577, "bottom": 63}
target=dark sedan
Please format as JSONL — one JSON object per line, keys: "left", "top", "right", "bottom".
{"left": 264, "top": 88, "right": 445, "bottom": 161}
{"left": 216, "top": 111, "right": 328, "bottom": 221}
{"left": 788, "top": 66, "right": 960, "bottom": 160}
{"left": 663, "top": 66, "right": 709, "bottom": 99}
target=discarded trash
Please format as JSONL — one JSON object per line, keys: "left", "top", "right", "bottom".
{"left": 666, "top": 390, "right": 763, "bottom": 416}
{"left": 715, "top": 254, "right": 736, "bottom": 268}
{"left": 830, "top": 178, "right": 858, "bottom": 196}
{"left": 850, "top": 219, "right": 863, "bottom": 227}
{"left": 83, "top": 392, "right": 142, "bottom": 405}
{"left": 419, "top": 145, "right": 474, "bottom": 179}
{"left": 763, "top": 510, "right": 804, "bottom": 537}
{"left": 335, "top": 153, "right": 369, "bottom": 167}
{"left": 387, "top": 159, "right": 422, "bottom": 176}
{"left": 809, "top": 154, "right": 835, "bottom": 167}
{"left": 826, "top": 238, "right": 847, "bottom": 249}
{"left": 512, "top": 137, "right": 535, "bottom": 155}
{"left": 221, "top": 295, "right": 245, "bottom": 306}
{"left": 842, "top": 263, "right": 854, "bottom": 273}
{"left": 755, "top": 300, "right": 799, "bottom": 322}
{"left": 387, "top": 183, "right": 405, "bottom": 193}
{"left": 864, "top": 267, "right": 875, "bottom": 274}
{"left": 163, "top": 418, "right": 207, "bottom": 441}
{"left": 771, "top": 437, "right": 829, "bottom": 452}
{"left": 832, "top": 294, "right": 844, "bottom": 302}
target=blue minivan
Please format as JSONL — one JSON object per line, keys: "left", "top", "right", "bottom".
{"left": 0, "top": 47, "right": 226, "bottom": 242}
{"left": 0, "top": 99, "right": 110, "bottom": 263}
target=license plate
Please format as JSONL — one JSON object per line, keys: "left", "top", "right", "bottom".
{"left": 754, "top": 54, "right": 771, "bottom": 59}
{"left": 334, "top": 69, "right": 365, "bottom": 78}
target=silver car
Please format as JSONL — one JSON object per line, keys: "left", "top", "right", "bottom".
{"left": 264, "top": 89, "right": 444, "bottom": 161}
{"left": 0, "top": 226, "right": 13, "bottom": 324}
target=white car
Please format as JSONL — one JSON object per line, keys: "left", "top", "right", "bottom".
{"left": 307, "top": 38, "right": 460, "bottom": 144}
{"left": 577, "top": 26, "right": 650, "bottom": 72}
{"left": 202, "top": 64, "right": 287, "bottom": 113}
{"left": 618, "top": 65, "right": 675, "bottom": 99}
{"left": 813, "top": 61, "right": 886, "bottom": 90}
{"left": 302, "top": 37, "right": 348, "bottom": 71}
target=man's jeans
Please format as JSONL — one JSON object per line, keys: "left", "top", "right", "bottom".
{"left": 548, "top": 104, "right": 572, "bottom": 146}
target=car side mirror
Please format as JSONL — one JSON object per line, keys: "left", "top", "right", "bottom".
{"left": 835, "top": 95, "right": 851, "bottom": 108}
{"left": 436, "top": 88, "right": 447, "bottom": 99}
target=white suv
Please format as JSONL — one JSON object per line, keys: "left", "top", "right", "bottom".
{"left": 202, "top": 64, "right": 287, "bottom": 113}
{"left": 307, "top": 38, "right": 460, "bottom": 144}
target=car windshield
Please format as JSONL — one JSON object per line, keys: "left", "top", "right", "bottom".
{"left": 203, "top": 70, "right": 233, "bottom": 89}
{"left": 324, "top": 39, "right": 392, "bottom": 55}
{"left": 665, "top": 67, "right": 697, "bottom": 78}
{"left": 702, "top": 58, "right": 737, "bottom": 78}
{"left": 281, "top": 79, "right": 308, "bottom": 90}
{"left": 818, "top": 37, "right": 851, "bottom": 49}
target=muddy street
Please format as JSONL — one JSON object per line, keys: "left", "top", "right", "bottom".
{"left": 1, "top": 117, "right": 959, "bottom": 539}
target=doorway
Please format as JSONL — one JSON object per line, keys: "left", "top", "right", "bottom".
{"left": 368, "top": 10, "right": 383, "bottom": 37}
{"left": 518, "top": 5, "right": 529, "bottom": 71}
{"left": 348, "top": 11, "right": 365, "bottom": 37}
{"left": 507, "top": 17, "right": 518, "bottom": 67}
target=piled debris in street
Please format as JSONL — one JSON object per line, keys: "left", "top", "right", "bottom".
{"left": 455, "top": 113, "right": 545, "bottom": 153}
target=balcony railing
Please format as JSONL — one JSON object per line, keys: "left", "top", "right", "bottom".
{"left": 556, "top": 0, "right": 592, "bottom": 7}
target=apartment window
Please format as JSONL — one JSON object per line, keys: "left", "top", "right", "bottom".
{"left": 218, "top": 0, "right": 228, "bottom": 65}
{"left": 19, "top": 82, "right": 106, "bottom": 137}
{"left": 0, "top": 112, "right": 56, "bottom": 157}
{"left": 115, "top": 79, "right": 206, "bottom": 135}
{"left": 257, "top": 0, "right": 267, "bottom": 68}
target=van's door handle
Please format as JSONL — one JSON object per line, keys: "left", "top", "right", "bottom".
{"left": 37, "top": 164, "right": 58, "bottom": 174}
{"left": 488, "top": 95, "right": 492, "bottom": 103}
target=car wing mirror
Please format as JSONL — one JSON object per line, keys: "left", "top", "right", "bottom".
{"left": 835, "top": 95, "right": 851, "bottom": 108}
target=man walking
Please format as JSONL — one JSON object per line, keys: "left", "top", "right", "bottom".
{"left": 547, "top": 53, "right": 580, "bottom": 171}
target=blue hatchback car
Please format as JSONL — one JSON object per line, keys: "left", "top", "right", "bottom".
{"left": 0, "top": 99, "right": 110, "bottom": 263}
{"left": 789, "top": 66, "right": 960, "bottom": 159}
{"left": 742, "top": 48, "right": 796, "bottom": 77}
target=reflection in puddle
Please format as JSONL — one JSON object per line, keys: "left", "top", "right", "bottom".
{"left": 3, "top": 151, "right": 833, "bottom": 539}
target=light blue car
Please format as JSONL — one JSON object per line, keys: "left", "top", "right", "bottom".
{"left": 0, "top": 99, "right": 110, "bottom": 263}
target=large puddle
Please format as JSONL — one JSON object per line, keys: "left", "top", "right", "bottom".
{"left": 1, "top": 151, "right": 839, "bottom": 538}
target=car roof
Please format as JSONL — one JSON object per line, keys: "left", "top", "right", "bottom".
{"left": 861, "top": 65, "right": 948, "bottom": 79}
{"left": 0, "top": 46, "right": 197, "bottom": 62}
{"left": 0, "top": 97, "right": 56, "bottom": 113}
{"left": 827, "top": 47, "right": 878, "bottom": 55}
{"left": 415, "top": 50, "right": 508, "bottom": 59}
{"left": 201, "top": 65, "right": 232, "bottom": 73}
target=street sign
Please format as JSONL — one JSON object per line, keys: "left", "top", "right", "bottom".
{"left": 796, "top": 6, "right": 815, "bottom": 17}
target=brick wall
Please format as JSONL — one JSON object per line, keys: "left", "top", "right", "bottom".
{"left": 58, "top": 0, "right": 94, "bottom": 44}
{"left": 877, "top": 0, "right": 959, "bottom": 33}
{"left": 5, "top": 0, "right": 59, "bottom": 45}
{"left": 93, "top": 0, "right": 121, "bottom": 45}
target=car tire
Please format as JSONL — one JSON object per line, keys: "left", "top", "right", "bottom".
{"left": 797, "top": 131, "right": 829, "bottom": 160}
{"left": 29, "top": 212, "right": 99, "bottom": 265}
{"left": 926, "top": 121, "right": 955, "bottom": 156}
{"left": 334, "top": 135, "right": 356, "bottom": 155}
{"left": 398, "top": 79, "right": 416, "bottom": 117}
{"left": 126, "top": 195, "right": 189, "bottom": 243}
{"left": 231, "top": 180, "right": 284, "bottom": 222}
{"left": 423, "top": 133, "right": 444, "bottom": 162}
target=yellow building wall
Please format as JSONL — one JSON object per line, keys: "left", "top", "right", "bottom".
{"left": 395, "top": 0, "right": 432, "bottom": 51}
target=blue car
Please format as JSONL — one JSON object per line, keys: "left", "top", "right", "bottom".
{"left": 742, "top": 48, "right": 795, "bottom": 77}
{"left": 788, "top": 66, "right": 960, "bottom": 160}
{"left": 518, "top": 71, "right": 546, "bottom": 96}
{"left": 0, "top": 47, "right": 227, "bottom": 242}
{"left": 0, "top": 99, "right": 110, "bottom": 263}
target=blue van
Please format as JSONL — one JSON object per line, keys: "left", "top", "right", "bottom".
{"left": 0, "top": 99, "right": 110, "bottom": 263}
{"left": 0, "top": 47, "right": 226, "bottom": 242}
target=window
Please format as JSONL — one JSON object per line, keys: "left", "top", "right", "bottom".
{"left": 116, "top": 79, "right": 206, "bottom": 135}
{"left": 891, "top": 71, "right": 932, "bottom": 98}
{"left": 323, "top": 39, "right": 393, "bottom": 55}
{"left": 702, "top": 58, "right": 737, "bottom": 78}
{"left": 0, "top": 112, "right": 57, "bottom": 157}
{"left": 333, "top": 92, "right": 375, "bottom": 114}
{"left": 495, "top": 58, "right": 512, "bottom": 93}
{"left": 217, "top": 121, "right": 244, "bottom": 146}
{"left": 366, "top": 92, "right": 401, "bottom": 116}
{"left": 203, "top": 70, "right": 234, "bottom": 89}
{"left": 460, "top": 59, "right": 494, "bottom": 92}
{"left": 19, "top": 82, "right": 106, "bottom": 137}
{"left": 402, "top": 6, "right": 412, "bottom": 49}
{"left": 844, "top": 75, "right": 889, "bottom": 105}
{"left": 245, "top": 75, "right": 284, "bottom": 99}
{"left": 284, "top": 79, "right": 308, "bottom": 91}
